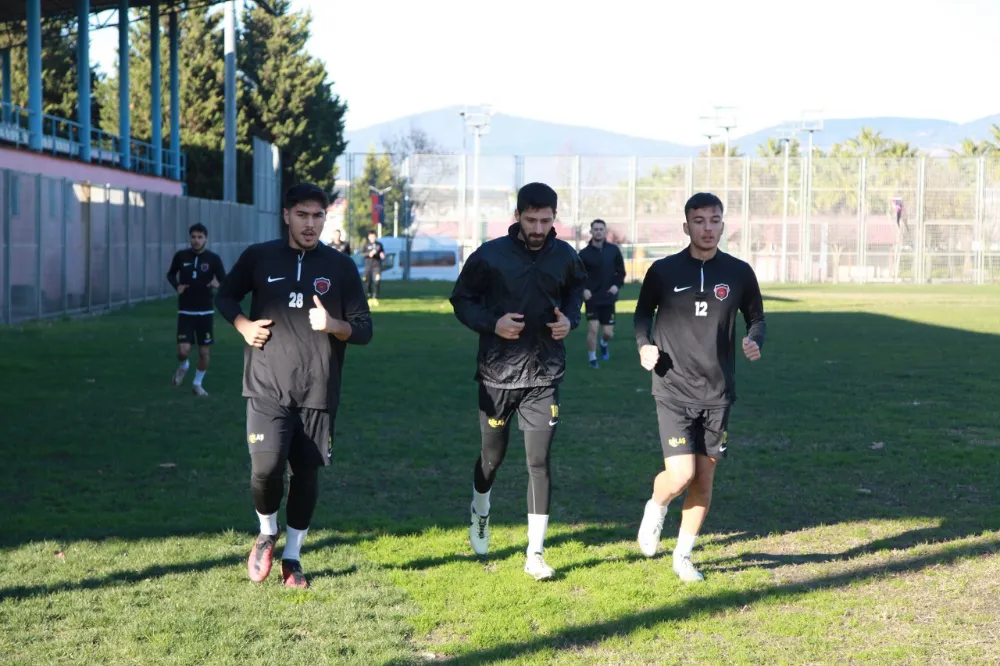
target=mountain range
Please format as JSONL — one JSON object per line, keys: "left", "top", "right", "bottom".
{"left": 343, "top": 106, "right": 1000, "bottom": 158}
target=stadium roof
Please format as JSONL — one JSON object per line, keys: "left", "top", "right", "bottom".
{"left": 0, "top": 0, "right": 276, "bottom": 24}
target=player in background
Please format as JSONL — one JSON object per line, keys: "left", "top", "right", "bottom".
{"left": 216, "top": 183, "right": 373, "bottom": 589}
{"left": 450, "top": 181, "right": 587, "bottom": 581}
{"left": 361, "top": 230, "right": 386, "bottom": 305}
{"left": 166, "top": 223, "right": 226, "bottom": 396}
{"left": 329, "top": 229, "right": 352, "bottom": 255}
{"left": 577, "top": 219, "right": 626, "bottom": 369}
{"left": 633, "top": 192, "right": 766, "bottom": 582}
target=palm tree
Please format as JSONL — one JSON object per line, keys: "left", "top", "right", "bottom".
{"left": 757, "top": 137, "right": 801, "bottom": 158}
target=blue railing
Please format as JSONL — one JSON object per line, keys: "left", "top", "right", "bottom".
{"left": 0, "top": 101, "right": 186, "bottom": 182}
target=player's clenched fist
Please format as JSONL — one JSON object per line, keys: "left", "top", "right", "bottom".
{"left": 495, "top": 312, "right": 526, "bottom": 340}
{"left": 742, "top": 336, "right": 761, "bottom": 361}
{"left": 639, "top": 344, "right": 660, "bottom": 371}
{"left": 239, "top": 318, "right": 273, "bottom": 349}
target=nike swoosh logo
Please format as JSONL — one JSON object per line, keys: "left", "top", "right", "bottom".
{"left": 674, "top": 286, "right": 692, "bottom": 292}
{"left": 267, "top": 276, "right": 285, "bottom": 283}
{"left": 549, "top": 420, "right": 559, "bottom": 426}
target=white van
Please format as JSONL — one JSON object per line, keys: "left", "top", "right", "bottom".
{"left": 350, "top": 235, "right": 461, "bottom": 282}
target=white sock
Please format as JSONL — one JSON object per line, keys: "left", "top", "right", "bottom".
{"left": 257, "top": 511, "right": 278, "bottom": 536}
{"left": 588, "top": 351, "right": 597, "bottom": 361}
{"left": 472, "top": 488, "right": 490, "bottom": 517}
{"left": 282, "top": 526, "right": 308, "bottom": 561}
{"left": 178, "top": 359, "right": 189, "bottom": 370}
{"left": 674, "top": 531, "right": 697, "bottom": 560}
{"left": 650, "top": 496, "right": 669, "bottom": 518}
{"left": 527, "top": 513, "right": 549, "bottom": 555}
{"left": 193, "top": 369, "right": 206, "bottom": 386}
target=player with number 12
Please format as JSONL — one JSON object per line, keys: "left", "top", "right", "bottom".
{"left": 632, "top": 192, "right": 766, "bottom": 583}
{"left": 216, "top": 183, "right": 373, "bottom": 589}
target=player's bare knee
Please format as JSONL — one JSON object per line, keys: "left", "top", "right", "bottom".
{"left": 177, "top": 344, "right": 191, "bottom": 360}
{"left": 198, "top": 346, "right": 211, "bottom": 363}
{"left": 602, "top": 327, "right": 614, "bottom": 341}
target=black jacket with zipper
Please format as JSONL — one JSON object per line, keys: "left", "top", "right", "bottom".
{"left": 578, "top": 240, "right": 626, "bottom": 306}
{"left": 634, "top": 247, "right": 766, "bottom": 408}
{"left": 450, "top": 223, "right": 587, "bottom": 390}
{"left": 215, "top": 239, "right": 373, "bottom": 414}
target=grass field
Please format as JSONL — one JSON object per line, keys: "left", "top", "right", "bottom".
{"left": 2, "top": 281, "right": 999, "bottom": 665}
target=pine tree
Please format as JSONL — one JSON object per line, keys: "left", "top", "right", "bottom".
{"left": 239, "top": 0, "right": 346, "bottom": 196}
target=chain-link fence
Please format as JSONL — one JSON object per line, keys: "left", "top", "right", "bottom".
{"left": 0, "top": 168, "right": 276, "bottom": 325}
{"left": 338, "top": 153, "right": 1000, "bottom": 285}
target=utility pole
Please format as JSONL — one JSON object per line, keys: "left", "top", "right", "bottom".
{"left": 460, "top": 104, "right": 493, "bottom": 250}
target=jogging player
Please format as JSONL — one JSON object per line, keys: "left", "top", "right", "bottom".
{"left": 450, "top": 181, "right": 587, "bottom": 581}
{"left": 578, "top": 219, "right": 626, "bottom": 368}
{"left": 361, "top": 230, "right": 385, "bottom": 305}
{"left": 216, "top": 183, "right": 373, "bottom": 589}
{"left": 166, "top": 223, "right": 226, "bottom": 396}
{"left": 330, "top": 229, "right": 352, "bottom": 255}
{"left": 633, "top": 192, "right": 766, "bottom": 582}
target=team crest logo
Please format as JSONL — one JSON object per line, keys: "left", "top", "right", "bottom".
{"left": 313, "top": 277, "right": 331, "bottom": 295}
{"left": 200, "top": 263, "right": 210, "bottom": 272}
{"left": 714, "top": 284, "right": 730, "bottom": 301}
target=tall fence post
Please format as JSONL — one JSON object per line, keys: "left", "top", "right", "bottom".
{"left": 124, "top": 188, "right": 131, "bottom": 306}
{"left": 35, "top": 173, "right": 42, "bottom": 319}
{"left": 628, "top": 156, "right": 638, "bottom": 277}
{"left": 105, "top": 184, "right": 112, "bottom": 309}
{"left": 975, "top": 156, "right": 986, "bottom": 285}
{"left": 142, "top": 191, "right": 148, "bottom": 300}
{"left": 741, "top": 157, "right": 751, "bottom": 261}
{"left": 858, "top": 157, "right": 867, "bottom": 284}
{"left": 2, "top": 170, "right": 10, "bottom": 325}
{"left": 572, "top": 155, "right": 581, "bottom": 246}
{"left": 61, "top": 178, "right": 68, "bottom": 313}
{"left": 915, "top": 157, "right": 926, "bottom": 283}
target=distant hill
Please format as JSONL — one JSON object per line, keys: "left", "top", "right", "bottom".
{"left": 343, "top": 106, "right": 1000, "bottom": 159}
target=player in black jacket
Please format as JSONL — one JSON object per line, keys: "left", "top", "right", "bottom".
{"left": 450, "top": 181, "right": 587, "bottom": 581}
{"left": 166, "top": 223, "right": 226, "bottom": 396}
{"left": 329, "top": 229, "right": 352, "bottom": 255}
{"left": 361, "top": 230, "right": 386, "bottom": 305}
{"left": 216, "top": 183, "right": 373, "bottom": 589}
{"left": 633, "top": 192, "right": 766, "bottom": 583}
{"left": 578, "top": 219, "right": 626, "bottom": 368}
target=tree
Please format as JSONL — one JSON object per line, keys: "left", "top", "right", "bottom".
{"left": 0, "top": 18, "right": 104, "bottom": 130}
{"left": 239, "top": 0, "right": 347, "bottom": 197}
{"left": 379, "top": 128, "right": 457, "bottom": 230}
{"left": 757, "top": 138, "right": 801, "bottom": 158}
{"left": 347, "top": 149, "right": 405, "bottom": 244}
{"left": 96, "top": 6, "right": 234, "bottom": 200}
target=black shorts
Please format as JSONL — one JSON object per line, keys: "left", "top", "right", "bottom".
{"left": 655, "top": 398, "right": 731, "bottom": 460}
{"left": 246, "top": 398, "right": 333, "bottom": 468}
{"left": 364, "top": 262, "right": 382, "bottom": 279}
{"left": 177, "top": 313, "right": 214, "bottom": 346}
{"left": 585, "top": 302, "right": 615, "bottom": 326}
{"left": 478, "top": 384, "right": 560, "bottom": 432}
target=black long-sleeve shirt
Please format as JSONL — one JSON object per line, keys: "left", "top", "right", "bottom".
{"left": 215, "top": 240, "right": 373, "bottom": 413}
{"left": 450, "top": 223, "right": 587, "bottom": 389}
{"left": 578, "top": 241, "right": 626, "bottom": 305}
{"left": 634, "top": 247, "right": 766, "bottom": 407}
{"left": 166, "top": 249, "right": 226, "bottom": 313}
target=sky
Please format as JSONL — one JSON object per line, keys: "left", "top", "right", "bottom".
{"left": 88, "top": 0, "right": 1000, "bottom": 145}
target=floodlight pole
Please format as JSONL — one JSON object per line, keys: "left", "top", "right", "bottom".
{"left": 801, "top": 113, "right": 823, "bottom": 283}
{"left": 777, "top": 127, "right": 795, "bottom": 283}
{"left": 714, "top": 107, "right": 737, "bottom": 214}
{"left": 462, "top": 105, "right": 493, "bottom": 249}
{"left": 701, "top": 131, "right": 718, "bottom": 189}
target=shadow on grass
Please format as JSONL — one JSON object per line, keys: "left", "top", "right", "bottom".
{"left": 417, "top": 537, "right": 1000, "bottom": 665}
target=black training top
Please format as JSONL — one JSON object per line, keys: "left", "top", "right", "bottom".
{"left": 166, "top": 249, "right": 226, "bottom": 313}
{"left": 215, "top": 239, "right": 373, "bottom": 413}
{"left": 578, "top": 241, "right": 626, "bottom": 306}
{"left": 634, "top": 247, "right": 766, "bottom": 407}
{"left": 450, "top": 222, "right": 587, "bottom": 390}
{"left": 362, "top": 240, "right": 385, "bottom": 267}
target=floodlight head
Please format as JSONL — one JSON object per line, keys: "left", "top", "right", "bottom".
{"left": 714, "top": 106, "right": 738, "bottom": 130}
{"left": 802, "top": 109, "right": 824, "bottom": 132}
{"left": 776, "top": 124, "right": 797, "bottom": 141}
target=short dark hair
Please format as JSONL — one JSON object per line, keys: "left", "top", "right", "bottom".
{"left": 591, "top": 219, "right": 606, "bottom": 228}
{"left": 189, "top": 223, "right": 207, "bottom": 236}
{"left": 516, "top": 182, "right": 558, "bottom": 214}
{"left": 283, "top": 182, "right": 329, "bottom": 210}
{"left": 684, "top": 192, "right": 724, "bottom": 218}
{"left": 367, "top": 229, "right": 377, "bottom": 236}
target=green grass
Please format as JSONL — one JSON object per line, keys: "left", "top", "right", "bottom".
{"left": 2, "top": 281, "right": 999, "bottom": 665}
